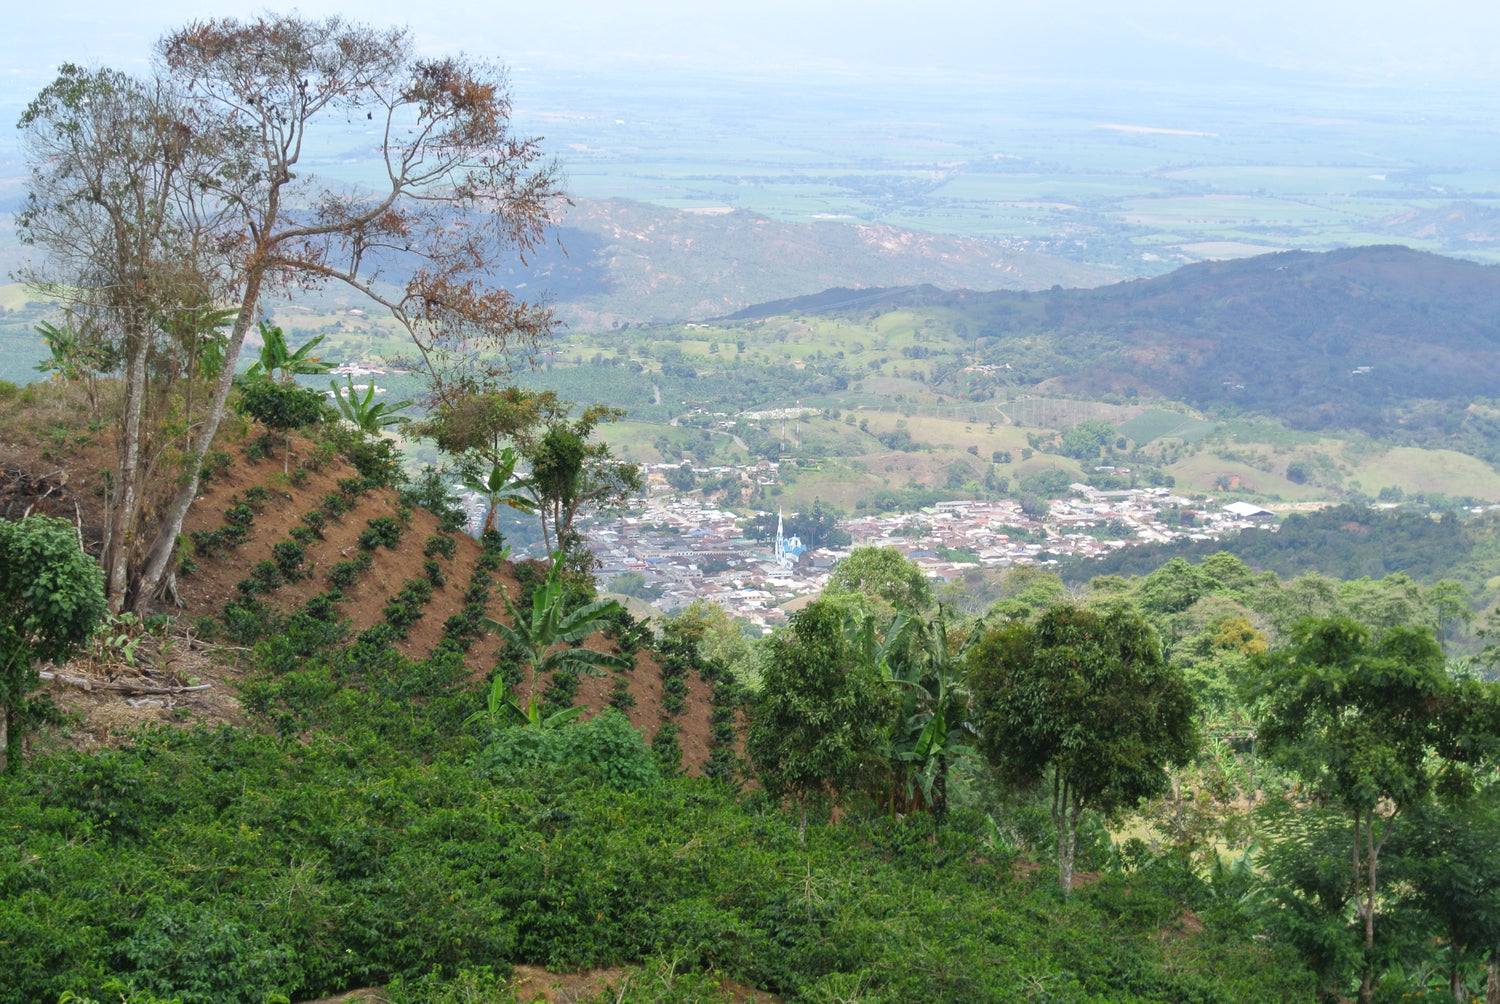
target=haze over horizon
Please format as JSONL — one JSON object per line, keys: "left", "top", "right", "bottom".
{"left": 4, "top": 1, "right": 1498, "bottom": 84}
{"left": 5, "top": 1, "right": 1500, "bottom": 284}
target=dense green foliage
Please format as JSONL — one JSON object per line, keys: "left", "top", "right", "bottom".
{"left": 1248, "top": 618, "right": 1487, "bottom": 1004}
{"left": 746, "top": 601, "right": 893, "bottom": 839}
{"left": 0, "top": 722, "right": 1313, "bottom": 1004}
{"left": 823, "top": 546, "right": 933, "bottom": 612}
{"left": 1071, "top": 504, "right": 1478, "bottom": 587}
{"left": 968, "top": 605, "right": 1198, "bottom": 893}
{"left": 0, "top": 516, "right": 106, "bottom": 771}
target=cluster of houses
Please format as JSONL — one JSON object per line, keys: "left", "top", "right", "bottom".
{"left": 564, "top": 462, "right": 1278, "bottom": 633}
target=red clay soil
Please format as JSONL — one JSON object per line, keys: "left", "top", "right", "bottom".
{"left": 0, "top": 409, "right": 731, "bottom": 776}
{"left": 176, "top": 443, "right": 727, "bottom": 776}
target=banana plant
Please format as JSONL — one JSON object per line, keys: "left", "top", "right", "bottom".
{"left": 844, "top": 609, "right": 916, "bottom": 677}
{"left": 883, "top": 609, "right": 981, "bottom": 822}
{"left": 458, "top": 447, "right": 537, "bottom": 534}
{"left": 34, "top": 317, "right": 117, "bottom": 383}
{"left": 471, "top": 551, "right": 630, "bottom": 722}
{"left": 484, "top": 690, "right": 585, "bottom": 730}
{"left": 34, "top": 315, "right": 118, "bottom": 422}
{"left": 329, "top": 374, "right": 412, "bottom": 435}
{"left": 243, "top": 320, "right": 331, "bottom": 383}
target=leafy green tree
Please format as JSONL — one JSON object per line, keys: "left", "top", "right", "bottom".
{"left": 748, "top": 600, "right": 893, "bottom": 840}
{"left": 825, "top": 546, "right": 932, "bottom": 613}
{"left": 477, "top": 554, "right": 628, "bottom": 714}
{"left": 1388, "top": 788, "right": 1500, "bottom": 1002}
{"left": 968, "top": 604, "right": 1198, "bottom": 894}
{"left": 1172, "top": 607, "right": 1267, "bottom": 725}
{"left": 417, "top": 386, "right": 553, "bottom": 466}
{"left": 606, "top": 571, "right": 662, "bottom": 601}
{"left": 1058, "top": 419, "right": 1115, "bottom": 460}
{"left": 233, "top": 379, "right": 328, "bottom": 473}
{"left": 1019, "top": 467, "right": 1072, "bottom": 498}
{"left": 986, "top": 566, "right": 1068, "bottom": 621}
{"left": 1248, "top": 618, "right": 1482, "bottom": 1004}
{"left": 662, "top": 599, "right": 754, "bottom": 685}
{"left": 1255, "top": 797, "right": 1366, "bottom": 1004}
{"left": 1135, "top": 556, "right": 1214, "bottom": 617}
{"left": 0, "top": 517, "right": 106, "bottom": 771}
{"left": 521, "top": 403, "right": 643, "bottom": 560}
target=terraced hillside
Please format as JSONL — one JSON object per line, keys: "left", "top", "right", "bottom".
{"left": 0, "top": 382, "right": 739, "bottom": 778}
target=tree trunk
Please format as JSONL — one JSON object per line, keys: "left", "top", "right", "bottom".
{"left": 1052, "top": 773, "right": 1080, "bottom": 896}
{"left": 1355, "top": 808, "right": 1395, "bottom": 1004}
{"left": 133, "top": 273, "right": 263, "bottom": 612}
{"left": 1355, "top": 811, "right": 1374, "bottom": 1004}
{"left": 105, "top": 323, "right": 150, "bottom": 612}
{"left": 0, "top": 703, "right": 8, "bottom": 774}
{"left": 797, "top": 802, "right": 808, "bottom": 844}
{"left": 1486, "top": 960, "right": 1499, "bottom": 1004}
{"left": 933, "top": 752, "right": 949, "bottom": 823}
{"left": 1061, "top": 799, "right": 1082, "bottom": 896}
{"left": 1452, "top": 967, "right": 1468, "bottom": 1004}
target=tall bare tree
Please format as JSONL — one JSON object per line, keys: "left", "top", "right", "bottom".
{"left": 20, "top": 15, "right": 564, "bottom": 611}
{"left": 18, "top": 65, "right": 229, "bottom": 612}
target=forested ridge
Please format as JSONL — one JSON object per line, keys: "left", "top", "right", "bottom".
{"left": 724, "top": 246, "right": 1500, "bottom": 449}
{"left": 1067, "top": 503, "right": 1482, "bottom": 586}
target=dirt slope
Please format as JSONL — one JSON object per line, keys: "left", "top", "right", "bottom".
{"left": 0, "top": 386, "right": 730, "bottom": 775}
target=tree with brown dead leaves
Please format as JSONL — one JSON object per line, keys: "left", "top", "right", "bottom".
{"left": 20, "top": 14, "right": 563, "bottom": 612}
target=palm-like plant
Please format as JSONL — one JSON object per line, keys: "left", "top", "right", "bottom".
{"left": 458, "top": 447, "right": 537, "bottom": 533}
{"left": 329, "top": 375, "right": 412, "bottom": 435}
{"left": 470, "top": 688, "right": 586, "bottom": 731}
{"left": 474, "top": 553, "right": 629, "bottom": 722}
{"left": 859, "top": 609, "right": 980, "bottom": 821}
{"left": 243, "top": 320, "right": 331, "bottom": 383}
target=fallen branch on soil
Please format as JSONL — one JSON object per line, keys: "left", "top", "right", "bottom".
{"left": 39, "top": 670, "right": 211, "bottom": 695}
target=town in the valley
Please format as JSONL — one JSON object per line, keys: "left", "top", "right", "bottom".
{"left": 466, "top": 459, "right": 1282, "bottom": 632}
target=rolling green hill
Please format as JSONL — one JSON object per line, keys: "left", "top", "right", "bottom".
{"left": 719, "top": 246, "right": 1500, "bottom": 450}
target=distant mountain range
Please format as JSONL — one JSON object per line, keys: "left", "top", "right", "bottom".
{"left": 485, "top": 198, "right": 1118, "bottom": 326}
{"left": 1377, "top": 201, "right": 1500, "bottom": 246}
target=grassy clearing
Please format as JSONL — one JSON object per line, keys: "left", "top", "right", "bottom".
{"left": 1168, "top": 452, "right": 1325, "bottom": 501}
{"left": 1004, "top": 397, "right": 1140, "bottom": 429}
{"left": 1118, "top": 409, "right": 1216, "bottom": 445}
{"left": 0, "top": 283, "right": 41, "bottom": 311}
{"left": 1352, "top": 447, "right": 1500, "bottom": 500}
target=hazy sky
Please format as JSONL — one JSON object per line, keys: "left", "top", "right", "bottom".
{"left": 5, "top": 0, "right": 1500, "bottom": 87}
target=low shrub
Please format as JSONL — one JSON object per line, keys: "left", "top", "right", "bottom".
{"left": 423, "top": 533, "right": 456, "bottom": 561}
{"left": 223, "top": 499, "right": 254, "bottom": 528}
{"left": 198, "top": 449, "right": 233, "bottom": 483}
{"left": 358, "top": 516, "right": 403, "bottom": 551}
{"left": 271, "top": 541, "right": 306, "bottom": 581}
{"left": 474, "top": 710, "right": 660, "bottom": 791}
{"left": 220, "top": 598, "right": 282, "bottom": 644}
{"left": 325, "top": 559, "right": 365, "bottom": 590}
